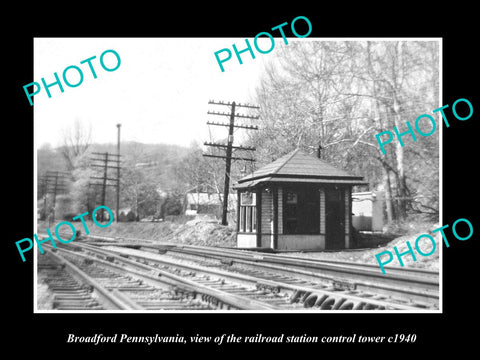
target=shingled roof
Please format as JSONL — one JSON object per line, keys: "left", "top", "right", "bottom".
{"left": 234, "top": 148, "right": 366, "bottom": 189}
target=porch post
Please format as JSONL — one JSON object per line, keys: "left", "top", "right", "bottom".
{"left": 272, "top": 185, "right": 278, "bottom": 250}
{"left": 236, "top": 190, "right": 241, "bottom": 232}
{"left": 256, "top": 187, "right": 262, "bottom": 247}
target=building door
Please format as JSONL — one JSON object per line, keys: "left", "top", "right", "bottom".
{"left": 325, "top": 189, "right": 345, "bottom": 250}
{"left": 283, "top": 185, "right": 320, "bottom": 235}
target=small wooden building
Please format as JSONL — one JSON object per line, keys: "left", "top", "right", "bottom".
{"left": 183, "top": 189, "right": 236, "bottom": 218}
{"left": 233, "top": 149, "right": 367, "bottom": 251}
{"left": 352, "top": 191, "right": 385, "bottom": 232}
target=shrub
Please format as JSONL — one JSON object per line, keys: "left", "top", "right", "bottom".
{"left": 126, "top": 210, "right": 136, "bottom": 222}
{"left": 118, "top": 211, "right": 128, "bottom": 222}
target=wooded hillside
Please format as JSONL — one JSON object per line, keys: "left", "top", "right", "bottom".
{"left": 37, "top": 140, "right": 191, "bottom": 220}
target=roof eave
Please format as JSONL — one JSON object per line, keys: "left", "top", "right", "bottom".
{"left": 234, "top": 176, "right": 368, "bottom": 190}
{"left": 237, "top": 173, "right": 365, "bottom": 184}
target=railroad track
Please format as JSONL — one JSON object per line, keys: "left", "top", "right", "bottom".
{"left": 162, "top": 244, "right": 439, "bottom": 306}
{"left": 39, "top": 245, "right": 428, "bottom": 311}
{"left": 38, "top": 254, "right": 104, "bottom": 310}
{"left": 38, "top": 248, "right": 216, "bottom": 310}
{"left": 81, "top": 237, "right": 439, "bottom": 308}
{"left": 78, "top": 233, "right": 438, "bottom": 280}
{"left": 37, "top": 232, "right": 439, "bottom": 311}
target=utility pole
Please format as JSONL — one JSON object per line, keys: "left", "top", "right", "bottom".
{"left": 222, "top": 102, "right": 235, "bottom": 227}
{"left": 90, "top": 151, "right": 121, "bottom": 223}
{"left": 39, "top": 175, "right": 49, "bottom": 217}
{"left": 39, "top": 171, "right": 69, "bottom": 222}
{"left": 100, "top": 152, "right": 108, "bottom": 222}
{"left": 203, "top": 100, "right": 259, "bottom": 225}
{"left": 116, "top": 124, "right": 121, "bottom": 223}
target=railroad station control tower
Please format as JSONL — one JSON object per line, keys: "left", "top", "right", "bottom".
{"left": 233, "top": 149, "right": 367, "bottom": 251}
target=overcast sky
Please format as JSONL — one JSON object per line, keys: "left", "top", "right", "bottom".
{"left": 34, "top": 37, "right": 277, "bottom": 149}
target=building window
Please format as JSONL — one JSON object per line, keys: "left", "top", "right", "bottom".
{"left": 283, "top": 186, "right": 319, "bottom": 234}
{"left": 239, "top": 192, "right": 256, "bottom": 233}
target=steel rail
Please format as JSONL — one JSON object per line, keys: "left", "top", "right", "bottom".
{"left": 43, "top": 248, "right": 137, "bottom": 310}
{"left": 53, "top": 245, "right": 279, "bottom": 311}
{"left": 75, "top": 242, "right": 423, "bottom": 310}
{"left": 83, "top": 240, "right": 438, "bottom": 305}
{"left": 80, "top": 234, "right": 438, "bottom": 282}
{"left": 165, "top": 246, "right": 440, "bottom": 294}
{"left": 40, "top": 232, "right": 439, "bottom": 308}
{"left": 174, "top": 251, "right": 439, "bottom": 306}
{"left": 167, "top": 246, "right": 439, "bottom": 282}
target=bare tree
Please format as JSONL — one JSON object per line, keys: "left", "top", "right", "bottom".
{"left": 60, "top": 119, "right": 92, "bottom": 171}
{"left": 359, "top": 41, "right": 439, "bottom": 220}
{"left": 250, "top": 40, "right": 439, "bottom": 223}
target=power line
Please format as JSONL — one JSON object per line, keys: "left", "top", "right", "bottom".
{"left": 204, "top": 142, "right": 256, "bottom": 151}
{"left": 116, "top": 124, "right": 121, "bottom": 223}
{"left": 206, "top": 121, "right": 259, "bottom": 130}
{"left": 89, "top": 151, "right": 122, "bottom": 222}
{"left": 203, "top": 100, "right": 259, "bottom": 226}
{"left": 203, "top": 154, "right": 256, "bottom": 162}
{"left": 39, "top": 171, "right": 70, "bottom": 222}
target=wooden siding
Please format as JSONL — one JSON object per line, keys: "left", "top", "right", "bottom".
{"left": 261, "top": 189, "right": 273, "bottom": 234}
{"left": 277, "top": 234, "right": 325, "bottom": 251}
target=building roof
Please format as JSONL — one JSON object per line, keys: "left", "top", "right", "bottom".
{"left": 234, "top": 148, "right": 367, "bottom": 189}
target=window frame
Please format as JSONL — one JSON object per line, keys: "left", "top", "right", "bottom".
{"left": 239, "top": 191, "right": 257, "bottom": 233}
